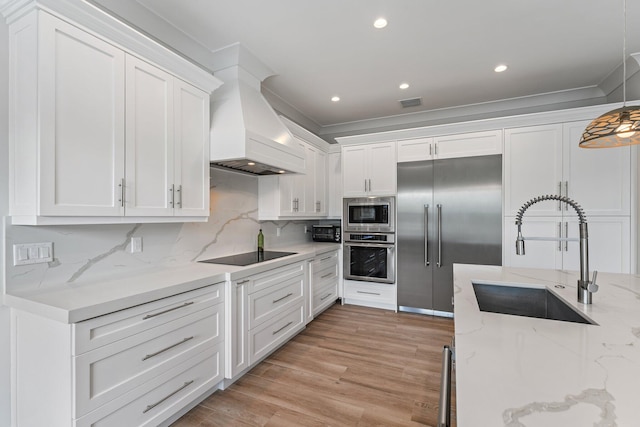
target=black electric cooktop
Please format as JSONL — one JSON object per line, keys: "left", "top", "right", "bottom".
{"left": 198, "top": 251, "right": 297, "bottom": 267}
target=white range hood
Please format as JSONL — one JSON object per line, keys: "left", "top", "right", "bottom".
{"left": 209, "top": 44, "right": 305, "bottom": 175}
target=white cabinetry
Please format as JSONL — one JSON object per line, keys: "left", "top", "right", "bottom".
{"left": 342, "top": 142, "right": 397, "bottom": 197}
{"left": 327, "top": 151, "right": 343, "bottom": 218}
{"left": 224, "top": 262, "right": 306, "bottom": 384}
{"left": 503, "top": 121, "right": 632, "bottom": 273}
{"left": 310, "top": 250, "right": 339, "bottom": 317}
{"left": 397, "top": 130, "right": 502, "bottom": 163}
{"left": 12, "top": 284, "right": 225, "bottom": 427}
{"left": 7, "top": 8, "right": 217, "bottom": 225}
{"left": 258, "top": 139, "right": 328, "bottom": 219}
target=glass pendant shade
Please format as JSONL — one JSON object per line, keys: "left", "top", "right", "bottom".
{"left": 579, "top": 106, "right": 640, "bottom": 148}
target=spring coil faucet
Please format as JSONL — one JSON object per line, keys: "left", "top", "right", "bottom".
{"left": 515, "top": 194, "right": 598, "bottom": 304}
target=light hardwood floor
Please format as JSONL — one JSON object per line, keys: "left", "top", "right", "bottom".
{"left": 171, "top": 303, "right": 456, "bottom": 426}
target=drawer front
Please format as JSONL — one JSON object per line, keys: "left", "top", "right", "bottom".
{"left": 313, "top": 282, "right": 337, "bottom": 316}
{"left": 312, "top": 261, "right": 338, "bottom": 290}
{"left": 344, "top": 281, "right": 396, "bottom": 303}
{"left": 74, "top": 304, "right": 223, "bottom": 417}
{"left": 248, "top": 274, "right": 304, "bottom": 329}
{"left": 313, "top": 251, "right": 338, "bottom": 273}
{"left": 73, "top": 283, "right": 223, "bottom": 355}
{"left": 249, "top": 304, "right": 304, "bottom": 365}
{"left": 74, "top": 342, "right": 223, "bottom": 427}
{"left": 246, "top": 261, "right": 304, "bottom": 294}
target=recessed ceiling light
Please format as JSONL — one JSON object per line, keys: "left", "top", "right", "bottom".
{"left": 247, "top": 162, "right": 255, "bottom": 166}
{"left": 373, "top": 18, "right": 387, "bottom": 29}
{"left": 494, "top": 64, "right": 508, "bottom": 73}
{"left": 331, "top": 96, "right": 340, "bottom": 102}
{"left": 399, "top": 83, "right": 409, "bottom": 90}
{"left": 278, "top": 170, "right": 285, "bottom": 174}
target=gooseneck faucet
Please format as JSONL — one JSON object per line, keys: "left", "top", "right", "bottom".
{"left": 515, "top": 195, "right": 598, "bottom": 304}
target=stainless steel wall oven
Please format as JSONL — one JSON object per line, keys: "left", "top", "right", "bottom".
{"left": 343, "top": 231, "right": 395, "bottom": 284}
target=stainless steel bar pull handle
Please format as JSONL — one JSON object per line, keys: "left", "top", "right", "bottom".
{"left": 558, "top": 181, "right": 562, "bottom": 210}
{"left": 558, "top": 222, "right": 562, "bottom": 251}
{"left": 169, "top": 185, "right": 174, "bottom": 208}
{"left": 142, "top": 336, "right": 194, "bottom": 361}
{"left": 143, "top": 301, "right": 194, "bottom": 320}
{"left": 564, "top": 181, "right": 569, "bottom": 211}
{"left": 143, "top": 380, "right": 194, "bottom": 414}
{"left": 437, "top": 345, "right": 453, "bottom": 427}
{"left": 437, "top": 204, "right": 442, "bottom": 268}
{"left": 273, "top": 321, "right": 293, "bottom": 335}
{"left": 424, "top": 205, "right": 430, "bottom": 266}
{"left": 273, "top": 292, "right": 293, "bottom": 303}
{"left": 118, "top": 178, "right": 125, "bottom": 207}
{"left": 565, "top": 222, "right": 569, "bottom": 251}
{"left": 176, "top": 185, "right": 182, "bottom": 208}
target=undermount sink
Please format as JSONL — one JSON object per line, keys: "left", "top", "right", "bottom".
{"left": 472, "top": 282, "right": 596, "bottom": 325}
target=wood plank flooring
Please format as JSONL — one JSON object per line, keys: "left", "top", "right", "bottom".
{"left": 171, "top": 303, "right": 456, "bottom": 426}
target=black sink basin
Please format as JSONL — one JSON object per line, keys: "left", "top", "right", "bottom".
{"left": 472, "top": 282, "right": 596, "bottom": 325}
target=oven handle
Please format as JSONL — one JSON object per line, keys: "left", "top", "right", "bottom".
{"left": 344, "top": 242, "right": 395, "bottom": 249}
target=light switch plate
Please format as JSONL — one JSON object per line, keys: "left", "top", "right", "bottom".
{"left": 130, "top": 237, "right": 142, "bottom": 253}
{"left": 13, "top": 242, "right": 53, "bottom": 266}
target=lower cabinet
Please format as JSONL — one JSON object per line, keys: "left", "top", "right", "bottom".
{"left": 224, "top": 261, "right": 306, "bottom": 384}
{"left": 310, "top": 250, "right": 339, "bottom": 317}
{"left": 343, "top": 279, "right": 397, "bottom": 311}
{"left": 12, "top": 283, "right": 225, "bottom": 427}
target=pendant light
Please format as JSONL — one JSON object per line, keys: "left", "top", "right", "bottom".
{"left": 580, "top": 0, "right": 640, "bottom": 148}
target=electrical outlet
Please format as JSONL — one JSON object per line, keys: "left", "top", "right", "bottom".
{"left": 13, "top": 242, "right": 53, "bottom": 266}
{"left": 276, "top": 227, "right": 281, "bottom": 237}
{"left": 130, "top": 237, "right": 143, "bottom": 253}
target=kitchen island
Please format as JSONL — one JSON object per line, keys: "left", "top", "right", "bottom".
{"left": 453, "top": 264, "right": 640, "bottom": 426}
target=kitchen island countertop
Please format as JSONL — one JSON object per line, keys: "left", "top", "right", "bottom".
{"left": 453, "top": 263, "right": 640, "bottom": 426}
{"left": 4, "top": 242, "right": 340, "bottom": 323}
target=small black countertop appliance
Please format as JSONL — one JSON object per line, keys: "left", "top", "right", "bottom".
{"left": 312, "top": 225, "right": 341, "bottom": 242}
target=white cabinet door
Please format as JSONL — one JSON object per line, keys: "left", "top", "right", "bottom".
{"left": 39, "top": 13, "right": 125, "bottom": 216}
{"left": 314, "top": 149, "right": 327, "bottom": 215}
{"left": 563, "top": 217, "right": 631, "bottom": 274}
{"left": 342, "top": 145, "right": 368, "bottom": 197}
{"left": 327, "top": 152, "right": 342, "bottom": 218}
{"left": 125, "top": 55, "right": 174, "bottom": 216}
{"left": 563, "top": 121, "right": 631, "bottom": 216}
{"left": 226, "top": 279, "right": 248, "bottom": 379}
{"left": 342, "top": 142, "right": 396, "bottom": 197}
{"left": 369, "top": 142, "right": 396, "bottom": 195}
{"left": 433, "top": 130, "right": 502, "bottom": 159}
{"left": 303, "top": 145, "right": 316, "bottom": 214}
{"left": 397, "top": 137, "right": 434, "bottom": 162}
{"left": 174, "top": 80, "right": 210, "bottom": 217}
{"left": 504, "top": 124, "right": 563, "bottom": 216}
{"left": 503, "top": 217, "right": 563, "bottom": 270}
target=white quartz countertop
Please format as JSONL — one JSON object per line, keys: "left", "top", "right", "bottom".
{"left": 4, "top": 242, "right": 340, "bottom": 324}
{"left": 453, "top": 263, "right": 640, "bottom": 427}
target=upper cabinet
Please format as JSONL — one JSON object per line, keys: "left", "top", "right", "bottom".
{"left": 397, "top": 130, "right": 502, "bottom": 163}
{"left": 258, "top": 118, "right": 330, "bottom": 220}
{"left": 504, "top": 122, "right": 631, "bottom": 217}
{"left": 6, "top": 8, "right": 220, "bottom": 225}
{"left": 342, "top": 142, "right": 396, "bottom": 197}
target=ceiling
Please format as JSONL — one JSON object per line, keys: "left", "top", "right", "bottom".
{"left": 90, "top": 0, "right": 640, "bottom": 138}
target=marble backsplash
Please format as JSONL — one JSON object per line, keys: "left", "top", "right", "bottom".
{"left": 3, "top": 168, "right": 318, "bottom": 293}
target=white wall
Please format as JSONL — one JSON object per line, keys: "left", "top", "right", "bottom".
{"left": 0, "top": 14, "right": 11, "bottom": 427}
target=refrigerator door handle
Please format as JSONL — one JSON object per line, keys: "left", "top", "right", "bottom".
{"left": 437, "top": 204, "right": 442, "bottom": 268}
{"left": 424, "top": 205, "right": 430, "bottom": 266}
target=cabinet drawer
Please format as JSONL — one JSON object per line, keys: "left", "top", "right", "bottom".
{"left": 244, "top": 262, "right": 304, "bottom": 294}
{"left": 249, "top": 304, "right": 304, "bottom": 365}
{"left": 73, "top": 283, "right": 223, "bottom": 355}
{"left": 313, "top": 282, "right": 337, "bottom": 316}
{"left": 74, "top": 303, "right": 223, "bottom": 417}
{"left": 74, "top": 343, "right": 223, "bottom": 427}
{"left": 249, "top": 274, "right": 304, "bottom": 330}
{"left": 312, "top": 251, "right": 338, "bottom": 272}
{"left": 313, "top": 261, "right": 338, "bottom": 289}
{"left": 344, "top": 281, "right": 395, "bottom": 303}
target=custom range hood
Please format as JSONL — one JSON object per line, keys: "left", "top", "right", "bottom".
{"left": 209, "top": 44, "right": 305, "bottom": 175}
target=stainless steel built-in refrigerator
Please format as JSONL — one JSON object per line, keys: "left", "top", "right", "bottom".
{"left": 397, "top": 155, "right": 502, "bottom": 315}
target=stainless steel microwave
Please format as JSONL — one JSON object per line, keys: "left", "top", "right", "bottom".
{"left": 343, "top": 197, "right": 395, "bottom": 232}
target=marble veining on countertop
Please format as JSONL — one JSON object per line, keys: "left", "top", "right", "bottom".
{"left": 453, "top": 264, "right": 640, "bottom": 427}
{"left": 4, "top": 242, "right": 340, "bottom": 323}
